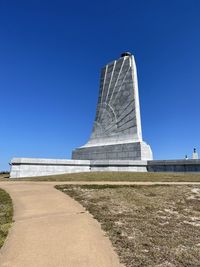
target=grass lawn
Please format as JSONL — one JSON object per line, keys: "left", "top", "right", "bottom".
{"left": 0, "top": 188, "right": 13, "bottom": 248}
{"left": 57, "top": 184, "right": 200, "bottom": 267}
{"left": 4, "top": 171, "right": 200, "bottom": 182}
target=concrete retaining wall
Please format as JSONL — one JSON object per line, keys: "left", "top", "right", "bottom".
{"left": 10, "top": 158, "right": 200, "bottom": 178}
{"left": 148, "top": 160, "right": 200, "bottom": 172}
{"left": 90, "top": 160, "right": 147, "bottom": 172}
{"left": 10, "top": 158, "right": 91, "bottom": 178}
{"left": 10, "top": 158, "right": 148, "bottom": 178}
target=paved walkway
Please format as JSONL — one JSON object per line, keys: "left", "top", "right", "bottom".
{"left": 1, "top": 181, "right": 200, "bottom": 267}
{"left": 0, "top": 182, "right": 123, "bottom": 267}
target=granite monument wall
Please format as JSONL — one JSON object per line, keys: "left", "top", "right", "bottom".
{"left": 72, "top": 52, "right": 152, "bottom": 160}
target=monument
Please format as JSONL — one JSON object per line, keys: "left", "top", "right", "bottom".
{"left": 9, "top": 52, "right": 153, "bottom": 178}
{"left": 10, "top": 52, "right": 200, "bottom": 178}
{"left": 72, "top": 52, "right": 153, "bottom": 160}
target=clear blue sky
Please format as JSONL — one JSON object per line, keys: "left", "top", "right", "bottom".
{"left": 0, "top": 0, "right": 200, "bottom": 170}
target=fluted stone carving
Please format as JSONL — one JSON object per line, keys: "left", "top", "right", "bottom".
{"left": 88, "top": 52, "right": 142, "bottom": 146}
{"left": 72, "top": 53, "right": 152, "bottom": 160}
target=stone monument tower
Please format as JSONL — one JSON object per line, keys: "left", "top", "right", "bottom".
{"left": 72, "top": 52, "right": 153, "bottom": 160}
{"left": 10, "top": 53, "right": 200, "bottom": 178}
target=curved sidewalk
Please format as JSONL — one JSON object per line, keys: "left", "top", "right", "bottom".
{"left": 0, "top": 182, "right": 123, "bottom": 267}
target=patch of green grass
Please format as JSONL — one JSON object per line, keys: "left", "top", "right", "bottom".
{"left": 0, "top": 188, "right": 13, "bottom": 248}
{"left": 57, "top": 184, "right": 200, "bottom": 267}
{"left": 6, "top": 171, "right": 200, "bottom": 182}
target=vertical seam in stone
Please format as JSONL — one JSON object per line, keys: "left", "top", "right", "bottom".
{"left": 105, "top": 61, "right": 116, "bottom": 103}
{"left": 100, "top": 65, "right": 108, "bottom": 107}
{"left": 108, "top": 57, "right": 125, "bottom": 105}
{"left": 130, "top": 55, "right": 142, "bottom": 141}
{"left": 98, "top": 61, "right": 116, "bottom": 125}
{"left": 111, "top": 66, "right": 131, "bottom": 106}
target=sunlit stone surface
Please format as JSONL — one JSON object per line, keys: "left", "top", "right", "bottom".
{"left": 72, "top": 53, "right": 153, "bottom": 160}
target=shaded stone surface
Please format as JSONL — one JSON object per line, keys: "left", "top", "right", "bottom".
{"left": 148, "top": 159, "right": 200, "bottom": 172}
{"left": 72, "top": 142, "right": 151, "bottom": 161}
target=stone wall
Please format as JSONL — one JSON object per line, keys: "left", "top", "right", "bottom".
{"left": 72, "top": 142, "right": 152, "bottom": 161}
{"left": 148, "top": 160, "right": 200, "bottom": 172}
{"left": 10, "top": 158, "right": 200, "bottom": 178}
{"left": 10, "top": 158, "right": 148, "bottom": 178}
{"left": 10, "top": 158, "right": 91, "bottom": 178}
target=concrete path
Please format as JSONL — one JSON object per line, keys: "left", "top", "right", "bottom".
{"left": 0, "top": 182, "right": 123, "bottom": 267}
{"left": 1, "top": 181, "right": 200, "bottom": 267}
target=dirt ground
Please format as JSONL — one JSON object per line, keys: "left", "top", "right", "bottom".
{"left": 57, "top": 184, "right": 200, "bottom": 267}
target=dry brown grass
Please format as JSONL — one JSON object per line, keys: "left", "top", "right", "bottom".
{"left": 6, "top": 171, "right": 200, "bottom": 182}
{"left": 0, "top": 188, "right": 13, "bottom": 248}
{"left": 0, "top": 173, "right": 10, "bottom": 181}
{"left": 57, "top": 184, "right": 200, "bottom": 267}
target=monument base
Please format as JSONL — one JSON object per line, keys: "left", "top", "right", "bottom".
{"left": 9, "top": 158, "right": 200, "bottom": 178}
{"left": 72, "top": 141, "right": 153, "bottom": 161}
{"left": 9, "top": 158, "right": 148, "bottom": 178}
